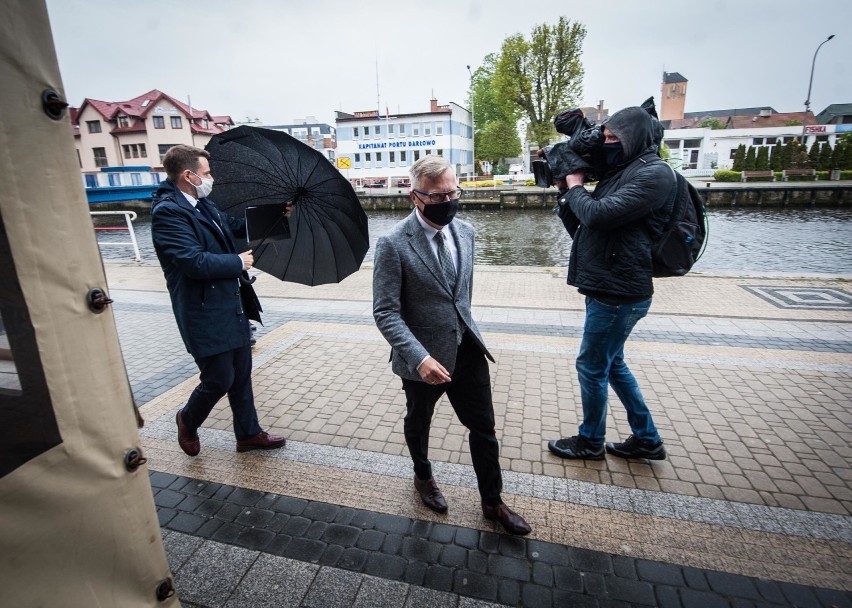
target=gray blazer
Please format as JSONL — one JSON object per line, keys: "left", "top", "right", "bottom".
{"left": 373, "top": 211, "right": 494, "bottom": 381}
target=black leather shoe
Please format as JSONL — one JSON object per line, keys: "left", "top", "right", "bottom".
{"left": 236, "top": 431, "right": 286, "bottom": 452}
{"left": 547, "top": 435, "right": 605, "bottom": 460}
{"left": 176, "top": 410, "right": 200, "bottom": 457}
{"left": 414, "top": 477, "right": 448, "bottom": 513}
{"left": 482, "top": 502, "right": 532, "bottom": 536}
{"left": 606, "top": 435, "right": 666, "bottom": 460}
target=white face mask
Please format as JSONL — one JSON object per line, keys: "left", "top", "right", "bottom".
{"left": 189, "top": 171, "right": 214, "bottom": 199}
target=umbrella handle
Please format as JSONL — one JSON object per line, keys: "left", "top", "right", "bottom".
{"left": 239, "top": 272, "right": 256, "bottom": 285}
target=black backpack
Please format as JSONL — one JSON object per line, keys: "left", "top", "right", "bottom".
{"left": 650, "top": 164, "right": 709, "bottom": 277}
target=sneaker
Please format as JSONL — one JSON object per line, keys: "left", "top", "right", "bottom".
{"left": 605, "top": 435, "right": 666, "bottom": 460}
{"left": 547, "top": 435, "right": 605, "bottom": 460}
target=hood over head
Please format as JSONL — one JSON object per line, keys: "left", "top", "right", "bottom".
{"left": 603, "top": 106, "right": 657, "bottom": 164}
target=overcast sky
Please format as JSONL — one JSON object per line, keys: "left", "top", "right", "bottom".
{"left": 45, "top": 0, "right": 851, "bottom": 126}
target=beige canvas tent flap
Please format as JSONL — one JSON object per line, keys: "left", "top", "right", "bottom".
{"left": 0, "top": 1, "right": 176, "bottom": 605}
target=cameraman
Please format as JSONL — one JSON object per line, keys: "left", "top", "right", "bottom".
{"left": 547, "top": 106, "right": 674, "bottom": 462}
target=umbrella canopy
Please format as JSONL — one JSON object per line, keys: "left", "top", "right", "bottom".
{"left": 206, "top": 126, "right": 369, "bottom": 286}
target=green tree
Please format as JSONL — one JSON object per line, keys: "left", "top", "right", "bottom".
{"left": 818, "top": 143, "right": 832, "bottom": 170}
{"left": 807, "top": 141, "right": 821, "bottom": 168}
{"left": 755, "top": 146, "right": 770, "bottom": 170}
{"left": 785, "top": 119, "right": 802, "bottom": 126}
{"left": 743, "top": 146, "right": 757, "bottom": 171}
{"left": 732, "top": 144, "right": 746, "bottom": 171}
{"left": 830, "top": 142, "right": 844, "bottom": 169}
{"left": 844, "top": 143, "right": 852, "bottom": 170}
{"left": 697, "top": 118, "right": 725, "bottom": 130}
{"left": 476, "top": 120, "right": 522, "bottom": 169}
{"left": 784, "top": 139, "right": 802, "bottom": 168}
{"left": 494, "top": 17, "right": 587, "bottom": 148}
{"left": 769, "top": 141, "right": 783, "bottom": 171}
{"left": 469, "top": 54, "right": 521, "bottom": 172}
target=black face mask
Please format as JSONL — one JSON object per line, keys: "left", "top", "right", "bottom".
{"left": 420, "top": 198, "right": 459, "bottom": 226}
{"left": 602, "top": 142, "right": 624, "bottom": 167}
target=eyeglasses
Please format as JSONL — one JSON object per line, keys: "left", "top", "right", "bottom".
{"left": 412, "top": 187, "right": 464, "bottom": 203}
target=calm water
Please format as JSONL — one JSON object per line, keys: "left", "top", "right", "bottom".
{"left": 98, "top": 207, "right": 852, "bottom": 274}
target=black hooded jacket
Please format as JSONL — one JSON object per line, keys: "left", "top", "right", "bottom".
{"left": 556, "top": 106, "right": 675, "bottom": 301}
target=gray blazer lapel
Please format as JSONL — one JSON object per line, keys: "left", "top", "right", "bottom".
{"left": 448, "top": 221, "right": 469, "bottom": 296}
{"left": 406, "top": 212, "right": 452, "bottom": 294}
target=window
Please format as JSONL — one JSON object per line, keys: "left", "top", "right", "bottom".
{"left": 153, "top": 116, "right": 165, "bottom": 129}
{"left": 729, "top": 150, "right": 738, "bottom": 160}
{"left": 436, "top": 124, "right": 443, "bottom": 135}
{"left": 86, "top": 120, "right": 102, "bottom": 134}
{"left": 201, "top": 119, "right": 208, "bottom": 129}
{"left": 413, "top": 124, "right": 420, "bottom": 136}
{"left": 425, "top": 123, "right": 431, "bottom": 136}
{"left": 389, "top": 151, "right": 395, "bottom": 163}
{"left": 84, "top": 174, "right": 98, "bottom": 187}
{"left": 108, "top": 173, "right": 122, "bottom": 186}
{"left": 354, "top": 127, "right": 360, "bottom": 137}
{"left": 122, "top": 143, "right": 147, "bottom": 159}
{"left": 171, "top": 116, "right": 183, "bottom": 129}
{"left": 158, "top": 144, "right": 176, "bottom": 162}
{"left": 413, "top": 150, "right": 420, "bottom": 161}
{"left": 131, "top": 173, "right": 142, "bottom": 185}
{"left": 364, "top": 126, "right": 370, "bottom": 136}
{"left": 399, "top": 124, "right": 406, "bottom": 135}
{"left": 354, "top": 153, "right": 361, "bottom": 162}
{"left": 816, "top": 135, "right": 829, "bottom": 142}
{"left": 437, "top": 149, "right": 443, "bottom": 157}
{"left": 664, "top": 140, "right": 680, "bottom": 149}
{"left": 117, "top": 116, "right": 129, "bottom": 128}
{"left": 766, "top": 137, "right": 777, "bottom": 145}
{"left": 752, "top": 138, "right": 764, "bottom": 146}
{"left": 365, "top": 153, "right": 371, "bottom": 162}
{"left": 388, "top": 124, "right": 395, "bottom": 135}
{"left": 400, "top": 151, "right": 407, "bottom": 162}
{"left": 376, "top": 152, "right": 382, "bottom": 162}
{"left": 683, "top": 139, "right": 701, "bottom": 148}
{"left": 375, "top": 125, "right": 381, "bottom": 136}
{"left": 93, "top": 147, "right": 107, "bottom": 167}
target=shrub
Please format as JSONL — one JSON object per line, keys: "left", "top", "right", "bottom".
{"left": 713, "top": 170, "right": 741, "bottom": 182}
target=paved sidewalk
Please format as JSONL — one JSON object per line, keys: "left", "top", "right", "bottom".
{"left": 105, "top": 262, "right": 852, "bottom": 607}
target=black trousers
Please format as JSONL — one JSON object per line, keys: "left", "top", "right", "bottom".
{"left": 181, "top": 344, "right": 262, "bottom": 441}
{"left": 401, "top": 333, "right": 503, "bottom": 505}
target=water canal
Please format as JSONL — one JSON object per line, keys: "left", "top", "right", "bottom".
{"left": 97, "top": 207, "right": 852, "bottom": 275}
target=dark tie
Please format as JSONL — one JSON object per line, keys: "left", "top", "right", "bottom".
{"left": 434, "top": 231, "right": 456, "bottom": 291}
{"left": 198, "top": 202, "right": 224, "bottom": 236}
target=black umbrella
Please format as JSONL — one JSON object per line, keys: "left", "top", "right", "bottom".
{"left": 206, "top": 126, "right": 369, "bottom": 286}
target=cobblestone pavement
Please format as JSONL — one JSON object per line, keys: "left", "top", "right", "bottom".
{"left": 106, "top": 263, "right": 852, "bottom": 607}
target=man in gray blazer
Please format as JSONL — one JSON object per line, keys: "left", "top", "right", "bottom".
{"left": 373, "top": 156, "right": 530, "bottom": 535}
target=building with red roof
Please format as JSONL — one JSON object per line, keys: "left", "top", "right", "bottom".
{"left": 72, "top": 89, "right": 233, "bottom": 175}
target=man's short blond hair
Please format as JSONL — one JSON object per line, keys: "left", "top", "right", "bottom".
{"left": 409, "top": 155, "right": 453, "bottom": 190}
{"left": 163, "top": 144, "right": 210, "bottom": 182}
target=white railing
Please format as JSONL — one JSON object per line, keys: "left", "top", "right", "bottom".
{"left": 91, "top": 210, "right": 141, "bottom": 262}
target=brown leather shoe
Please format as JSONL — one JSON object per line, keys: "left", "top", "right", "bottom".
{"left": 175, "top": 410, "right": 200, "bottom": 457}
{"left": 236, "top": 431, "right": 286, "bottom": 453}
{"left": 482, "top": 502, "right": 531, "bottom": 535}
{"left": 414, "top": 476, "right": 448, "bottom": 513}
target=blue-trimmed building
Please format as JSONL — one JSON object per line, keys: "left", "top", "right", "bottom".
{"left": 335, "top": 98, "right": 473, "bottom": 187}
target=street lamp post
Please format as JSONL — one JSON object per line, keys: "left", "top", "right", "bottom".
{"left": 466, "top": 64, "right": 475, "bottom": 183}
{"left": 801, "top": 34, "right": 835, "bottom": 148}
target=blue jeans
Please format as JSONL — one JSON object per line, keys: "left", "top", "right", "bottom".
{"left": 575, "top": 296, "right": 660, "bottom": 446}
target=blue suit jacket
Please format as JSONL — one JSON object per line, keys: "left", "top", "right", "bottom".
{"left": 151, "top": 179, "right": 252, "bottom": 359}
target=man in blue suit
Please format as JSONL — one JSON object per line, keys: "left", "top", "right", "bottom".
{"left": 152, "top": 144, "right": 287, "bottom": 456}
{"left": 373, "top": 156, "right": 530, "bottom": 535}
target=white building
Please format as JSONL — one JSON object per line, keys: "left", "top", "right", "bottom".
{"left": 265, "top": 117, "right": 337, "bottom": 164}
{"left": 334, "top": 98, "right": 473, "bottom": 187}
{"left": 664, "top": 123, "right": 850, "bottom": 173}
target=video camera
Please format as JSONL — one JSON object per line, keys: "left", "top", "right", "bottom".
{"left": 532, "top": 108, "right": 603, "bottom": 188}
{"left": 532, "top": 97, "right": 664, "bottom": 189}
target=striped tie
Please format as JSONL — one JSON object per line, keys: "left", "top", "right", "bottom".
{"left": 434, "top": 231, "right": 456, "bottom": 291}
